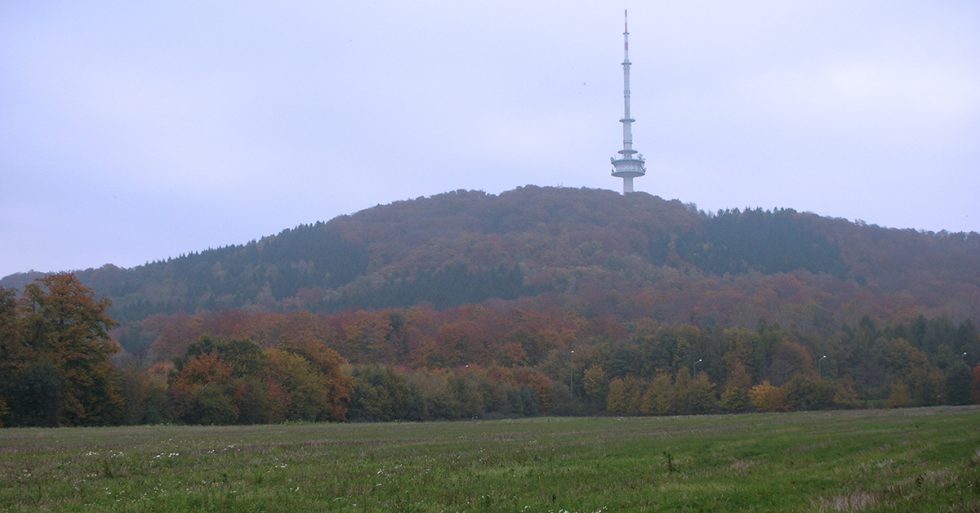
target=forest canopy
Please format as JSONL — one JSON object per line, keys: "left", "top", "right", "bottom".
{"left": 1, "top": 188, "right": 978, "bottom": 426}
{"left": 4, "top": 274, "right": 977, "bottom": 427}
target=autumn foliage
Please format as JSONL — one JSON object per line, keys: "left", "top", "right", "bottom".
{"left": 118, "top": 302, "right": 978, "bottom": 422}
{"left": 0, "top": 274, "right": 121, "bottom": 426}
{"left": 168, "top": 337, "right": 351, "bottom": 424}
{"left": 1, "top": 188, "right": 979, "bottom": 426}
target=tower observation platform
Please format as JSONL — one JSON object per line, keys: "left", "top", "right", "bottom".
{"left": 610, "top": 10, "right": 646, "bottom": 194}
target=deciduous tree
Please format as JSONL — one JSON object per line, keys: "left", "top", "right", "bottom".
{"left": 748, "top": 381, "right": 787, "bottom": 412}
{"left": 1, "top": 274, "right": 122, "bottom": 426}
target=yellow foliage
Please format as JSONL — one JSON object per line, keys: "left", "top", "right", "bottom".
{"left": 748, "top": 381, "right": 787, "bottom": 412}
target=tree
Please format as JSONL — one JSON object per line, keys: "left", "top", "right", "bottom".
{"left": 769, "top": 340, "right": 812, "bottom": 386}
{"left": 720, "top": 361, "right": 752, "bottom": 412}
{"left": 349, "top": 366, "right": 423, "bottom": 421}
{"left": 409, "top": 370, "right": 461, "bottom": 419}
{"left": 606, "top": 377, "right": 644, "bottom": 415}
{"left": 783, "top": 373, "right": 834, "bottom": 410}
{"left": 1, "top": 274, "right": 122, "bottom": 426}
{"left": 0, "top": 287, "right": 23, "bottom": 372}
{"left": 118, "top": 364, "right": 171, "bottom": 424}
{"left": 185, "top": 384, "right": 239, "bottom": 425}
{"left": 170, "top": 352, "right": 237, "bottom": 424}
{"left": 4, "top": 362, "right": 63, "bottom": 426}
{"left": 887, "top": 381, "right": 911, "bottom": 408}
{"left": 688, "top": 373, "right": 717, "bottom": 414}
{"left": 748, "top": 381, "right": 787, "bottom": 412}
{"left": 944, "top": 364, "right": 973, "bottom": 405}
{"left": 0, "top": 287, "right": 23, "bottom": 426}
{"left": 449, "top": 372, "right": 485, "bottom": 418}
{"left": 264, "top": 348, "right": 328, "bottom": 421}
{"left": 582, "top": 364, "right": 609, "bottom": 406}
{"left": 640, "top": 372, "right": 674, "bottom": 415}
{"left": 280, "top": 337, "right": 352, "bottom": 421}
{"left": 884, "top": 338, "right": 944, "bottom": 405}
{"left": 673, "top": 367, "right": 694, "bottom": 414}
{"left": 972, "top": 365, "right": 980, "bottom": 404}
{"left": 832, "top": 379, "right": 863, "bottom": 409}
{"left": 169, "top": 337, "right": 353, "bottom": 424}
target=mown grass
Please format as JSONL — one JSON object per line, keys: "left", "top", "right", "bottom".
{"left": 1, "top": 406, "right": 978, "bottom": 512}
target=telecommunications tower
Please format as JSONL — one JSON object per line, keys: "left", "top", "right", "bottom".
{"left": 610, "top": 9, "right": 645, "bottom": 194}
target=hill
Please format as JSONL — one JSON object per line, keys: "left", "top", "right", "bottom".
{"left": 3, "top": 186, "right": 979, "bottom": 333}
{"left": 2, "top": 186, "right": 979, "bottom": 424}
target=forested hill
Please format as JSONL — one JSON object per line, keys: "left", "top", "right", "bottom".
{"left": 3, "top": 186, "right": 979, "bottom": 330}
{"left": 3, "top": 186, "right": 980, "bottom": 425}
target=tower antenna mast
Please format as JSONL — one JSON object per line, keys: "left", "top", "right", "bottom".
{"left": 610, "top": 9, "right": 646, "bottom": 193}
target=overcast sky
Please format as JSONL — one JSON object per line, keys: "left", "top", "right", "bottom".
{"left": 2, "top": 1, "right": 978, "bottom": 277}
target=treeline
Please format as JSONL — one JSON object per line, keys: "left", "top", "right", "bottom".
{"left": 3, "top": 274, "right": 979, "bottom": 427}
{"left": 347, "top": 366, "right": 549, "bottom": 421}
{"left": 35, "top": 223, "right": 371, "bottom": 324}
{"left": 342, "top": 318, "right": 980, "bottom": 419}
{"left": 0, "top": 274, "right": 356, "bottom": 427}
{"left": 126, "top": 300, "right": 980, "bottom": 423}
{"left": 132, "top": 296, "right": 980, "bottom": 420}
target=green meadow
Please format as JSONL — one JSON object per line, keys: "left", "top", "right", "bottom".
{"left": 1, "top": 407, "right": 978, "bottom": 512}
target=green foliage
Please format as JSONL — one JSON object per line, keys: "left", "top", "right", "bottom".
{"left": 610, "top": 375, "right": 649, "bottom": 415}
{"left": 971, "top": 365, "right": 980, "bottom": 403}
{"left": 348, "top": 366, "right": 552, "bottom": 422}
{"left": 720, "top": 361, "right": 752, "bottom": 412}
{"left": 264, "top": 349, "right": 326, "bottom": 421}
{"left": 662, "top": 450, "right": 677, "bottom": 473}
{"left": 687, "top": 373, "right": 717, "bottom": 413}
{"left": 79, "top": 224, "right": 369, "bottom": 323}
{"left": 783, "top": 374, "right": 835, "bottom": 410}
{"left": 183, "top": 383, "right": 239, "bottom": 425}
{"left": 335, "top": 264, "right": 534, "bottom": 310}
{"left": 582, "top": 364, "right": 608, "bottom": 405}
{"left": 674, "top": 207, "right": 848, "bottom": 276}
{"left": 640, "top": 372, "right": 674, "bottom": 415}
{"left": 671, "top": 367, "right": 694, "bottom": 413}
{"left": 944, "top": 364, "right": 973, "bottom": 405}
{"left": 3, "top": 362, "right": 63, "bottom": 427}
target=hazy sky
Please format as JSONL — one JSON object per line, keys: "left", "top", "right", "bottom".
{"left": 2, "top": 1, "right": 978, "bottom": 277}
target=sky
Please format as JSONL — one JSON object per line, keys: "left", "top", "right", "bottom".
{"left": 2, "top": 1, "right": 978, "bottom": 278}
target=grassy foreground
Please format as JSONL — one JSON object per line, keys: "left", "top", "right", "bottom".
{"left": 1, "top": 407, "right": 978, "bottom": 512}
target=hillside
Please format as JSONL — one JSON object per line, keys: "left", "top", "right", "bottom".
{"left": 3, "top": 186, "right": 980, "bottom": 425}
{"left": 3, "top": 186, "right": 979, "bottom": 331}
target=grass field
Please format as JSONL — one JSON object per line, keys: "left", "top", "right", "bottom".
{"left": 1, "top": 407, "right": 978, "bottom": 512}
